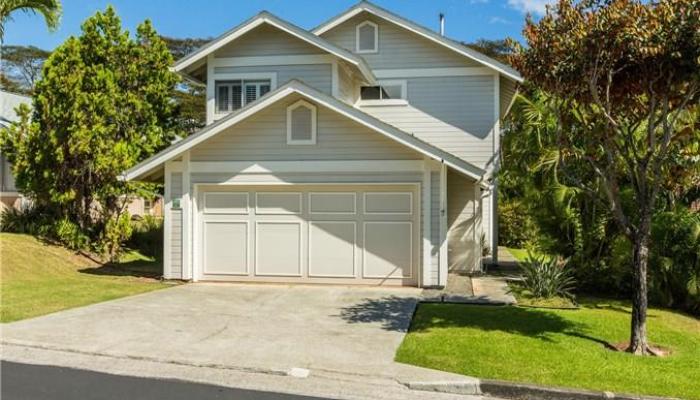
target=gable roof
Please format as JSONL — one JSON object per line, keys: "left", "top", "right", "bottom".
{"left": 312, "top": 1, "right": 523, "bottom": 83}
{"left": 173, "top": 11, "right": 376, "bottom": 84}
{"left": 1, "top": 90, "right": 31, "bottom": 127}
{"left": 122, "top": 80, "right": 486, "bottom": 183}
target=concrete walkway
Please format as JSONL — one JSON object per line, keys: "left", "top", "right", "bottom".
{"left": 422, "top": 274, "right": 516, "bottom": 305}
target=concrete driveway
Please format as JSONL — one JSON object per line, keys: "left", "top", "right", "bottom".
{"left": 1, "top": 284, "right": 423, "bottom": 378}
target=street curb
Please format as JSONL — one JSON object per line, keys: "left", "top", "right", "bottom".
{"left": 406, "top": 378, "right": 681, "bottom": 400}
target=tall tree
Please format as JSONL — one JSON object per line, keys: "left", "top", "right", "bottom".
{"left": 510, "top": 0, "right": 700, "bottom": 354}
{"left": 0, "top": 0, "right": 62, "bottom": 41}
{"left": 0, "top": 7, "right": 179, "bottom": 257}
{"left": 160, "top": 36, "right": 210, "bottom": 134}
{"left": 0, "top": 45, "right": 50, "bottom": 92}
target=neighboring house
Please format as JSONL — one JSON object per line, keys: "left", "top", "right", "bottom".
{"left": 0, "top": 90, "right": 163, "bottom": 218}
{"left": 123, "top": 1, "right": 521, "bottom": 287}
{"left": 0, "top": 90, "right": 30, "bottom": 211}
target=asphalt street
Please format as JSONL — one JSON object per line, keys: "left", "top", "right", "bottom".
{"left": 1, "top": 361, "right": 333, "bottom": 400}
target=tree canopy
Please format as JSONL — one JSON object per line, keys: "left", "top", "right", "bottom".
{"left": 0, "top": 6, "right": 179, "bottom": 257}
{"left": 509, "top": 0, "right": 700, "bottom": 355}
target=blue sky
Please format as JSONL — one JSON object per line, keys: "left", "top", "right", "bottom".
{"left": 4, "top": 0, "right": 552, "bottom": 50}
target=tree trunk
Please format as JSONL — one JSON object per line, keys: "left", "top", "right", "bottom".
{"left": 628, "top": 233, "right": 650, "bottom": 355}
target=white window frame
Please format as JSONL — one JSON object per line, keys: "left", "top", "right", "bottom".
{"left": 355, "top": 21, "right": 379, "bottom": 54}
{"left": 286, "top": 99, "right": 317, "bottom": 145}
{"left": 357, "top": 80, "right": 408, "bottom": 106}
{"left": 213, "top": 72, "right": 277, "bottom": 115}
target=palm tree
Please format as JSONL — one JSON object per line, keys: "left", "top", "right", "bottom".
{"left": 0, "top": 0, "right": 62, "bottom": 42}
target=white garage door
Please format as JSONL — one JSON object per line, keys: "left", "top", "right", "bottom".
{"left": 196, "top": 184, "right": 419, "bottom": 286}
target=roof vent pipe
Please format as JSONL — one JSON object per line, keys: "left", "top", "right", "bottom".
{"left": 439, "top": 13, "right": 445, "bottom": 36}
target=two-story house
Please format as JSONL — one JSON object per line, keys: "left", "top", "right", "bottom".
{"left": 123, "top": 1, "right": 522, "bottom": 288}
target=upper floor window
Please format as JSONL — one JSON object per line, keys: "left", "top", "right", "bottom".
{"left": 216, "top": 79, "right": 271, "bottom": 114}
{"left": 360, "top": 80, "right": 406, "bottom": 101}
{"left": 356, "top": 21, "right": 378, "bottom": 53}
{"left": 287, "top": 100, "right": 317, "bottom": 145}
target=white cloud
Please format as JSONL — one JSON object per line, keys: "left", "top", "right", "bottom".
{"left": 489, "top": 16, "right": 511, "bottom": 24}
{"left": 507, "top": 0, "right": 555, "bottom": 15}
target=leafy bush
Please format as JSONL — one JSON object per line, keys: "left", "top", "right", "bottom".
{"left": 97, "top": 213, "right": 133, "bottom": 262}
{"left": 52, "top": 218, "right": 90, "bottom": 251}
{"left": 499, "top": 199, "right": 538, "bottom": 248}
{"left": 649, "top": 210, "right": 700, "bottom": 314}
{"left": 127, "top": 215, "right": 163, "bottom": 259}
{"left": 519, "top": 252, "right": 576, "bottom": 300}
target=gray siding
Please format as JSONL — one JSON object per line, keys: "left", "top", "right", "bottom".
{"left": 214, "top": 64, "right": 333, "bottom": 96}
{"left": 320, "top": 12, "right": 479, "bottom": 70}
{"left": 447, "top": 168, "right": 481, "bottom": 272}
{"left": 215, "top": 24, "right": 323, "bottom": 57}
{"left": 169, "top": 172, "right": 183, "bottom": 278}
{"left": 406, "top": 75, "right": 495, "bottom": 139}
{"left": 337, "top": 62, "right": 357, "bottom": 104}
{"left": 190, "top": 94, "right": 421, "bottom": 162}
{"left": 500, "top": 75, "right": 518, "bottom": 119}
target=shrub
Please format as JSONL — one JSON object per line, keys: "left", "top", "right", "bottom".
{"left": 127, "top": 215, "right": 163, "bottom": 259}
{"left": 0, "top": 205, "right": 53, "bottom": 236}
{"left": 499, "top": 199, "right": 538, "bottom": 248}
{"left": 649, "top": 210, "right": 700, "bottom": 314}
{"left": 52, "top": 218, "right": 90, "bottom": 251}
{"left": 98, "top": 213, "right": 133, "bottom": 262}
{"left": 519, "top": 252, "right": 576, "bottom": 300}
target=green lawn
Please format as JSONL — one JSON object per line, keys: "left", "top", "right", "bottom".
{"left": 1, "top": 233, "right": 173, "bottom": 323}
{"left": 396, "top": 300, "right": 700, "bottom": 399}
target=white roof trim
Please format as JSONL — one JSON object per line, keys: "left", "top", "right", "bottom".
{"left": 313, "top": 1, "right": 523, "bottom": 83}
{"left": 122, "top": 80, "right": 485, "bottom": 182}
{"left": 173, "top": 11, "right": 376, "bottom": 84}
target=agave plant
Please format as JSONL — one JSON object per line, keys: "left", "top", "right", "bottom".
{"left": 519, "top": 252, "right": 576, "bottom": 300}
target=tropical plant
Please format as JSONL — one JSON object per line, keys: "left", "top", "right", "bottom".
{"left": 519, "top": 252, "right": 576, "bottom": 300}
{"left": 0, "top": 0, "right": 62, "bottom": 41}
{"left": 510, "top": 0, "right": 700, "bottom": 355}
{"left": 0, "top": 7, "right": 179, "bottom": 257}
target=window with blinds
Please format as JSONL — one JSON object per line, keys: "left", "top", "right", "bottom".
{"left": 215, "top": 80, "right": 271, "bottom": 114}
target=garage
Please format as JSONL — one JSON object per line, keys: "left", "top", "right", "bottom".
{"left": 195, "top": 184, "right": 420, "bottom": 286}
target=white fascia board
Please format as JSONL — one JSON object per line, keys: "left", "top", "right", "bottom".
{"left": 173, "top": 12, "right": 376, "bottom": 84}
{"left": 312, "top": 2, "right": 523, "bottom": 83}
{"left": 374, "top": 67, "right": 494, "bottom": 79}
{"left": 123, "top": 80, "right": 486, "bottom": 183}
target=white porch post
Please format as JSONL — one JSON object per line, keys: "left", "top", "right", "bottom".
{"left": 422, "top": 158, "right": 432, "bottom": 287}
{"left": 162, "top": 162, "right": 173, "bottom": 279}
{"left": 438, "top": 162, "right": 448, "bottom": 287}
{"left": 181, "top": 152, "right": 192, "bottom": 280}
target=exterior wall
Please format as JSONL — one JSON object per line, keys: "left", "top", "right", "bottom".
{"left": 191, "top": 95, "right": 421, "bottom": 162}
{"left": 500, "top": 75, "right": 517, "bottom": 119}
{"left": 404, "top": 75, "right": 495, "bottom": 139}
{"left": 320, "top": 12, "right": 480, "bottom": 70}
{"left": 214, "top": 64, "right": 333, "bottom": 96}
{"left": 215, "top": 24, "right": 324, "bottom": 57}
{"left": 337, "top": 63, "right": 358, "bottom": 104}
{"left": 168, "top": 172, "right": 183, "bottom": 279}
{"left": 446, "top": 168, "right": 482, "bottom": 272}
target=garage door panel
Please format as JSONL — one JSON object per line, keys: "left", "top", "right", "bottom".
{"left": 364, "top": 192, "right": 413, "bottom": 215}
{"left": 256, "top": 222, "right": 302, "bottom": 276}
{"left": 309, "top": 192, "right": 356, "bottom": 214}
{"left": 309, "top": 222, "right": 356, "bottom": 277}
{"left": 204, "top": 192, "right": 248, "bottom": 214}
{"left": 203, "top": 222, "right": 248, "bottom": 275}
{"left": 256, "top": 192, "right": 302, "bottom": 215}
{"left": 363, "top": 222, "right": 413, "bottom": 279}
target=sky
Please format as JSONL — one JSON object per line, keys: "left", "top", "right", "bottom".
{"left": 4, "top": 0, "right": 553, "bottom": 50}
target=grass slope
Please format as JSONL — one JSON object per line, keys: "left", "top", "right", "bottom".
{"left": 1, "top": 233, "right": 171, "bottom": 322}
{"left": 396, "top": 300, "right": 700, "bottom": 399}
